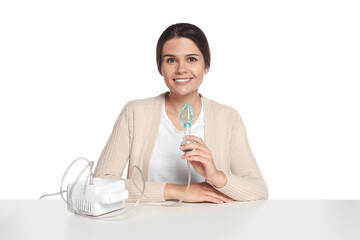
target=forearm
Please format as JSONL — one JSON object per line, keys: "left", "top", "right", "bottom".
{"left": 164, "top": 182, "right": 233, "bottom": 203}
{"left": 225, "top": 112, "right": 268, "bottom": 201}
{"left": 125, "top": 179, "right": 166, "bottom": 202}
{"left": 163, "top": 183, "right": 186, "bottom": 201}
{"left": 94, "top": 172, "right": 166, "bottom": 202}
{"left": 206, "top": 170, "right": 227, "bottom": 188}
{"left": 213, "top": 172, "right": 268, "bottom": 201}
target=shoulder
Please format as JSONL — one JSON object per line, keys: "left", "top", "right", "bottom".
{"left": 126, "top": 93, "right": 164, "bottom": 108}
{"left": 202, "top": 95, "right": 242, "bottom": 122}
{"left": 205, "top": 97, "right": 237, "bottom": 113}
{"left": 122, "top": 93, "right": 165, "bottom": 113}
{"left": 114, "top": 93, "right": 164, "bottom": 127}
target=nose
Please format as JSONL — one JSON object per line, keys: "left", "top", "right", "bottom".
{"left": 175, "top": 60, "right": 187, "bottom": 74}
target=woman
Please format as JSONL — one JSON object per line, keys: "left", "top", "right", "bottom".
{"left": 94, "top": 23, "right": 268, "bottom": 203}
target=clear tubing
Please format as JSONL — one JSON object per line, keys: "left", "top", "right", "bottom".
{"left": 39, "top": 157, "right": 92, "bottom": 201}
{"left": 177, "top": 160, "right": 192, "bottom": 205}
{"left": 130, "top": 160, "right": 192, "bottom": 207}
{"left": 39, "top": 190, "right": 67, "bottom": 200}
{"left": 162, "top": 160, "right": 191, "bottom": 206}
{"left": 126, "top": 104, "right": 196, "bottom": 207}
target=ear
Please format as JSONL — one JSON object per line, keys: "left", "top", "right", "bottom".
{"left": 160, "top": 67, "right": 164, "bottom": 76}
{"left": 204, "top": 68, "right": 209, "bottom": 75}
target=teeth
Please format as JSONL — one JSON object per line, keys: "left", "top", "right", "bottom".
{"left": 175, "top": 78, "right": 191, "bottom": 82}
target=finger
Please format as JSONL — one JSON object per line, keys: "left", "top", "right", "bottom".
{"left": 180, "top": 142, "right": 210, "bottom": 154}
{"left": 207, "top": 191, "right": 233, "bottom": 203}
{"left": 204, "top": 197, "right": 224, "bottom": 204}
{"left": 202, "top": 182, "right": 233, "bottom": 203}
{"left": 185, "top": 135, "right": 205, "bottom": 144}
{"left": 203, "top": 192, "right": 231, "bottom": 204}
{"left": 183, "top": 155, "right": 204, "bottom": 163}
{"left": 198, "top": 188, "right": 223, "bottom": 204}
{"left": 184, "top": 155, "right": 212, "bottom": 167}
{"left": 212, "top": 190, "right": 233, "bottom": 203}
{"left": 216, "top": 192, "right": 233, "bottom": 203}
{"left": 182, "top": 150, "right": 211, "bottom": 160}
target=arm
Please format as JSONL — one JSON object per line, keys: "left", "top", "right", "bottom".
{"left": 163, "top": 182, "right": 233, "bottom": 204}
{"left": 214, "top": 112, "right": 268, "bottom": 201}
{"left": 93, "top": 102, "right": 167, "bottom": 202}
{"left": 163, "top": 135, "right": 232, "bottom": 204}
{"left": 178, "top": 112, "right": 268, "bottom": 201}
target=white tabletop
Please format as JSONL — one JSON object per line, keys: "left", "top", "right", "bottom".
{"left": 1, "top": 200, "right": 359, "bottom": 240}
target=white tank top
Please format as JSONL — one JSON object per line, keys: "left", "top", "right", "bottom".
{"left": 148, "top": 97, "right": 206, "bottom": 184}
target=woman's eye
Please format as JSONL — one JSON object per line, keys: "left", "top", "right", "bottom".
{"left": 166, "top": 58, "right": 176, "bottom": 63}
{"left": 188, "top": 57, "right": 197, "bottom": 62}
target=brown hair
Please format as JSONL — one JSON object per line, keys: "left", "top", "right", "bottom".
{"left": 156, "top": 23, "right": 211, "bottom": 75}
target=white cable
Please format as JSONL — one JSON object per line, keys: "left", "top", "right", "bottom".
{"left": 40, "top": 156, "right": 192, "bottom": 219}
{"left": 39, "top": 190, "right": 66, "bottom": 200}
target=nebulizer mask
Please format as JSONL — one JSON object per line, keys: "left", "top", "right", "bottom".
{"left": 179, "top": 104, "right": 195, "bottom": 151}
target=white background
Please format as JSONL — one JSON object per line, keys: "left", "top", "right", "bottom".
{"left": 0, "top": 0, "right": 359, "bottom": 199}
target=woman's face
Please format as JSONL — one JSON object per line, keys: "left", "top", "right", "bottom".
{"left": 161, "top": 37, "right": 208, "bottom": 97}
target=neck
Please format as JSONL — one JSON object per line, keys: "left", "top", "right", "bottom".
{"left": 165, "top": 91, "right": 201, "bottom": 115}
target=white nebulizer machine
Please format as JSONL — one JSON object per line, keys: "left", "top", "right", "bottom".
{"left": 40, "top": 103, "right": 196, "bottom": 219}
{"left": 66, "top": 178, "right": 128, "bottom": 216}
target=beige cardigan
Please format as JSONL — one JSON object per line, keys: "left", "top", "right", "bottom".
{"left": 94, "top": 92, "right": 268, "bottom": 202}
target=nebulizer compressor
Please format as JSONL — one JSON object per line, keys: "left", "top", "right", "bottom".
{"left": 40, "top": 103, "right": 195, "bottom": 218}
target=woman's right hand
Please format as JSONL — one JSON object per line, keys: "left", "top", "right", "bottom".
{"left": 164, "top": 182, "right": 233, "bottom": 204}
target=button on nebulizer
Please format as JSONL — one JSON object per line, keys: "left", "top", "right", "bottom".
{"left": 179, "top": 104, "right": 194, "bottom": 152}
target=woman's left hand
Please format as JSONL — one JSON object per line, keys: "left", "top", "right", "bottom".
{"left": 180, "top": 135, "right": 227, "bottom": 188}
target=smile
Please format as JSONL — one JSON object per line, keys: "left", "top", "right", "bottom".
{"left": 174, "top": 78, "right": 192, "bottom": 82}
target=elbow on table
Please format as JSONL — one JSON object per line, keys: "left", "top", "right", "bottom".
{"left": 248, "top": 179, "right": 268, "bottom": 201}
{"left": 232, "top": 180, "right": 269, "bottom": 202}
{"left": 256, "top": 186, "right": 269, "bottom": 200}
{"left": 242, "top": 190, "right": 268, "bottom": 202}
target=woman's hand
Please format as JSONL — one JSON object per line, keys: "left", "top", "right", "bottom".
{"left": 180, "top": 135, "right": 227, "bottom": 188}
{"left": 164, "top": 182, "right": 233, "bottom": 204}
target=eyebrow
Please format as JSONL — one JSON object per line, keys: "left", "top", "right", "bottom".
{"left": 163, "top": 53, "right": 200, "bottom": 58}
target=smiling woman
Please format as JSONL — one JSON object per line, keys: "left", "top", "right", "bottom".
{"left": 161, "top": 37, "right": 207, "bottom": 98}
{"left": 94, "top": 23, "right": 268, "bottom": 204}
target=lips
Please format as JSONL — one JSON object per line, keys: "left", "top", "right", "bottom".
{"left": 173, "top": 78, "right": 193, "bottom": 83}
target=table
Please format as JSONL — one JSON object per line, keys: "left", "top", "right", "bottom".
{"left": 1, "top": 200, "right": 359, "bottom": 240}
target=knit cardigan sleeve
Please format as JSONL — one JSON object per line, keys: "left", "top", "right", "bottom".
{"left": 93, "top": 102, "right": 166, "bottom": 202}
{"left": 213, "top": 110, "right": 269, "bottom": 201}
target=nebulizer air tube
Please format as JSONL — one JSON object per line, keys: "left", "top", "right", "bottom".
{"left": 131, "top": 104, "right": 194, "bottom": 207}
{"left": 177, "top": 104, "right": 194, "bottom": 203}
